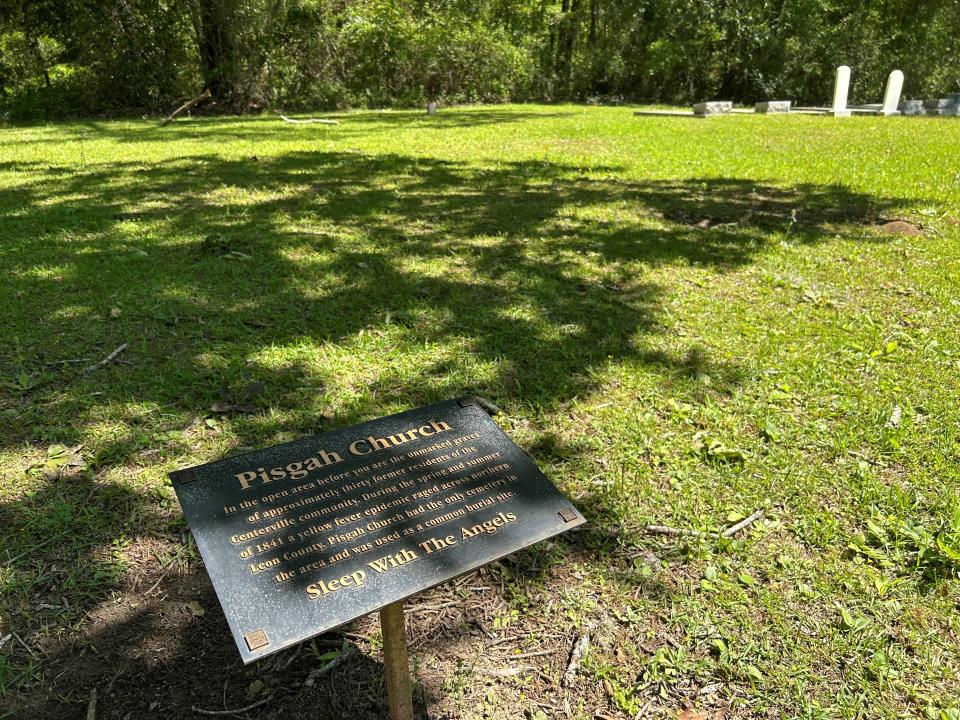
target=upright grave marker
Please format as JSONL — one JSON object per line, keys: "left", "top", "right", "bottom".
{"left": 170, "top": 397, "right": 585, "bottom": 715}
{"left": 880, "top": 70, "right": 904, "bottom": 116}
{"left": 832, "top": 65, "right": 852, "bottom": 117}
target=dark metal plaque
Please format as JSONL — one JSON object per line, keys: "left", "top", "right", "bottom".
{"left": 170, "top": 397, "right": 585, "bottom": 663}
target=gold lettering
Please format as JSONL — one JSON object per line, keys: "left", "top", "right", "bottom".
{"left": 319, "top": 449, "right": 343, "bottom": 465}
{"left": 368, "top": 435, "right": 392, "bottom": 451}
{"left": 236, "top": 471, "right": 257, "bottom": 490}
{"left": 349, "top": 439, "right": 371, "bottom": 455}
{"left": 305, "top": 571, "right": 367, "bottom": 599}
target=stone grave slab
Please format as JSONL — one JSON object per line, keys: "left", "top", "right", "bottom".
{"left": 693, "top": 101, "right": 733, "bottom": 116}
{"left": 754, "top": 100, "right": 791, "bottom": 113}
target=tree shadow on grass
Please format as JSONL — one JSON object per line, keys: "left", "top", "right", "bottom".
{"left": 2, "top": 150, "right": 904, "bottom": 450}
{"left": 0, "top": 147, "right": 910, "bottom": 716}
{"left": 3, "top": 486, "right": 661, "bottom": 720}
{"left": 0, "top": 109, "right": 577, "bottom": 147}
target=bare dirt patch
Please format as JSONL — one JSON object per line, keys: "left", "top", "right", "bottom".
{"left": 4, "top": 541, "right": 674, "bottom": 720}
{"left": 878, "top": 220, "right": 922, "bottom": 236}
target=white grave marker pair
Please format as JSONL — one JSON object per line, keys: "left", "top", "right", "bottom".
{"left": 832, "top": 66, "right": 903, "bottom": 116}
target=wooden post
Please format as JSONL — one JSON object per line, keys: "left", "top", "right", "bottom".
{"left": 379, "top": 601, "right": 413, "bottom": 720}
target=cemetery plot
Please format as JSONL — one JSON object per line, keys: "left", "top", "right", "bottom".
{"left": 170, "top": 398, "right": 585, "bottom": 663}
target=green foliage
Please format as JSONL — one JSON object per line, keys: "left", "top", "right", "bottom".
{"left": 1, "top": 0, "right": 198, "bottom": 118}
{"left": 849, "top": 503, "right": 960, "bottom": 582}
{"left": 1, "top": 106, "right": 960, "bottom": 713}
{"left": 1, "top": 0, "right": 958, "bottom": 116}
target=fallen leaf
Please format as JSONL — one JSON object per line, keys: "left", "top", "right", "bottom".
{"left": 246, "top": 679, "right": 266, "bottom": 701}
{"left": 885, "top": 405, "right": 902, "bottom": 429}
{"left": 761, "top": 419, "right": 780, "bottom": 441}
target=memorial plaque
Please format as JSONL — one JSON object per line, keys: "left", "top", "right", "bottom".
{"left": 170, "top": 397, "right": 585, "bottom": 663}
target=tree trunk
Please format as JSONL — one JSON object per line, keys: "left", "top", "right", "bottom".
{"left": 589, "top": 0, "right": 597, "bottom": 47}
{"left": 189, "top": 0, "right": 237, "bottom": 104}
{"left": 28, "top": 33, "right": 51, "bottom": 88}
{"left": 556, "top": 0, "right": 580, "bottom": 95}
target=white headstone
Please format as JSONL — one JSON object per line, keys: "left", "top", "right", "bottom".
{"left": 881, "top": 70, "right": 904, "bottom": 115}
{"left": 427, "top": 102, "right": 438, "bottom": 116}
{"left": 832, "top": 65, "right": 851, "bottom": 117}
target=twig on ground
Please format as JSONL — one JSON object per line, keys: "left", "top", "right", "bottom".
{"left": 13, "top": 633, "right": 37, "bottom": 658}
{"left": 487, "top": 635, "right": 521, "bottom": 647}
{"left": 275, "top": 112, "right": 339, "bottom": 125}
{"left": 848, "top": 450, "right": 882, "bottom": 466}
{"left": 563, "top": 628, "right": 592, "bottom": 689}
{"left": 304, "top": 643, "right": 356, "bottom": 688}
{"left": 483, "top": 666, "right": 533, "bottom": 678}
{"left": 533, "top": 669, "right": 555, "bottom": 685}
{"left": 634, "top": 699, "right": 654, "bottom": 719}
{"left": 86, "top": 687, "right": 97, "bottom": 720}
{"left": 161, "top": 89, "right": 211, "bottom": 127}
{"left": 645, "top": 525, "right": 715, "bottom": 538}
{"left": 0, "top": 634, "right": 11, "bottom": 651}
{"left": 501, "top": 648, "right": 555, "bottom": 660}
{"left": 82, "top": 343, "right": 128, "bottom": 374}
{"left": 721, "top": 508, "right": 765, "bottom": 537}
{"left": 281, "top": 643, "right": 302, "bottom": 671}
{"left": 143, "top": 563, "right": 174, "bottom": 597}
{"left": 191, "top": 696, "right": 272, "bottom": 716}
{"left": 647, "top": 507, "right": 768, "bottom": 541}
{"left": 7, "top": 529, "right": 71, "bottom": 564}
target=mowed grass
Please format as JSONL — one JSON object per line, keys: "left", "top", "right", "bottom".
{"left": 1, "top": 105, "right": 959, "bottom": 719}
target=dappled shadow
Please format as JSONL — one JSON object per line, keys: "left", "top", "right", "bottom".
{"left": 2, "top": 554, "right": 400, "bottom": 720}
{"left": 1, "top": 501, "right": 651, "bottom": 719}
{"left": 0, "top": 140, "right": 910, "bottom": 714}
{"left": 1, "top": 151, "right": 906, "bottom": 455}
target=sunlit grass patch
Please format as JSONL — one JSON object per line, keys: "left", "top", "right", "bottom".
{"left": 0, "top": 106, "right": 958, "bottom": 715}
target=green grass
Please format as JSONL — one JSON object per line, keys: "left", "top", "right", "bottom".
{"left": 1, "top": 105, "right": 959, "bottom": 718}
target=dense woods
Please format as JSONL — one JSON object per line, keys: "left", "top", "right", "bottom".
{"left": 1, "top": 0, "right": 958, "bottom": 118}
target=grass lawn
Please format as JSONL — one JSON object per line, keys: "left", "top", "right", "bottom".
{"left": 1, "top": 105, "right": 959, "bottom": 720}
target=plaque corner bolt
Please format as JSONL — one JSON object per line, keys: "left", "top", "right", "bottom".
{"left": 244, "top": 629, "right": 270, "bottom": 652}
{"left": 171, "top": 468, "right": 198, "bottom": 485}
{"left": 558, "top": 507, "right": 578, "bottom": 523}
